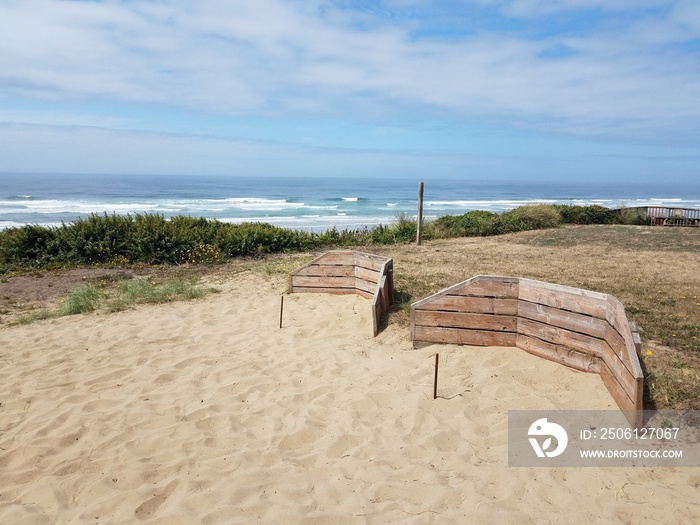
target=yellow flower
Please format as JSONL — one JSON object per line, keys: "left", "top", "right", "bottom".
{"left": 646, "top": 350, "right": 653, "bottom": 356}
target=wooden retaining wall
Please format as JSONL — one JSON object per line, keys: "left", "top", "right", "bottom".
{"left": 290, "top": 251, "right": 394, "bottom": 336}
{"left": 411, "top": 275, "right": 644, "bottom": 429}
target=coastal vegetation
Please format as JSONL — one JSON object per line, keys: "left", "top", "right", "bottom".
{"left": 0, "top": 204, "right": 635, "bottom": 270}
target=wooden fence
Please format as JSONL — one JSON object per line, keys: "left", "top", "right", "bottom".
{"left": 290, "top": 251, "right": 394, "bottom": 336}
{"left": 411, "top": 275, "right": 644, "bottom": 429}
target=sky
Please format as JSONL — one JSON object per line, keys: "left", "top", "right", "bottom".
{"left": 0, "top": 0, "right": 699, "bottom": 182}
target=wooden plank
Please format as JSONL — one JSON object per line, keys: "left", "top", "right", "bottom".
{"left": 518, "top": 278, "right": 609, "bottom": 319}
{"left": 605, "top": 296, "right": 632, "bottom": 339}
{"left": 600, "top": 363, "right": 636, "bottom": 411}
{"left": 598, "top": 341, "right": 641, "bottom": 402}
{"left": 380, "top": 275, "right": 391, "bottom": 311}
{"left": 291, "top": 275, "right": 356, "bottom": 288}
{"left": 294, "top": 264, "right": 355, "bottom": 277}
{"left": 413, "top": 325, "right": 517, "bottom": 347}
{"left": 356, "top": 289, "right": 373, "bottom": 300}
{"left": 355, "top": 266, "right": 380, "bottom": 283}
{"left": 414, "top": 311, "right": 517, "bottom": 332}
{"left": 517, "top": 318, "right": 607, "bottom": 359}
{"left": 517, "top": 300, "right": 608, "bottom": 339}
{"left": 629, "top": 322, "right": 642, "bottom": 355}
{"left": 448, "top": 276, "right": 520, "bottom": 299}
{"left": 410, "top": 303, "right": 416, "bottom": 340}
{"left": 372, "top": 301, "right": 379, "bottom": 336}
{"left": 599, "top": 360, "right": 643, "bottom": 428}
{"left": 516, "top": 334, "right": 601, "bottom": 373}
{"left": 355, "top": 278, "right": 377, "bottom": 295}
{"left": 410, "top": 275, "right": 482, "bottom": 310}
{"left": 291, "top": 286, "right": 358, "bottom": 295}
{"left": 605, "top": 324, "right": 631, "bottom": 363}
{"left": 354, "top": 252, "right": 388, "bottom": 271}
{"left": 291, "top": 250, "right": 355, "bottom": 270}
{"left": 374, "top": 277, "right": 389, "bottom": 316}
{"left": 604, "top": 311, "right": 644, "bottom": 380}
{"left": 416, "top": 296, "right": 518, "bottom": 316}
{"left": 371, "top": 275, "right": 389, "bottom": 337}
{"left": 385, "top": 261, "right": 394, "bottom": 303}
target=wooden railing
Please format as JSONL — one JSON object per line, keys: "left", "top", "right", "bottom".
{"left": 411, "top": 275, "right": 644, "bottom": 428}
{"left": 290, "top": 251, "right": 394, "bottom": 336}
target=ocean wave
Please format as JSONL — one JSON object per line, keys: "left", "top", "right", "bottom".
{"left": 4, "top": 195, "right": 36, "bottom": 200}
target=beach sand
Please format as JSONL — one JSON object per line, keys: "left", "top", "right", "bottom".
{"left": 1, "top": 271, "right": 698, "bottom": 524}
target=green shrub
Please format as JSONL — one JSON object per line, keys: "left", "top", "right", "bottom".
{"left": 318, "top": 226, "right": 363, "bottom": 246}
{"left": 0, "top": 225, "right": 58, "bottom": 266}
{"left": 366, "top": 214, "right": 417, "bottom": 244}
{"left": 490, "top": 204, "right": 561, "bottom": 234}
{"left": 555, "top": 205, "right": 617, "bottom": 225}
{"left": 615, "top": 207, "right": 648, "bottom": 225}
{"left": 431, "top": 210, "right": 498, "bottom": 237}
{"left": 129, "top": 213, "right": 178, "bottom": 263}
{"left": 215, "top": 222, "right": 319, "bottom": 257}
{"left": 54, "top": 213, "right": 134, "bottom": 264}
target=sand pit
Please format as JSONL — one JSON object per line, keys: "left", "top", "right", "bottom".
{"left": 1, "top": 271, "right": 698, "bottom": 524}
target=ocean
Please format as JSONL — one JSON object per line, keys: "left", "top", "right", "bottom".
{"left": 1, "top": 173, "right": 699, "bottom": 231}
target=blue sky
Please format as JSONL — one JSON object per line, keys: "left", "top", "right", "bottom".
{"left": 0, "top": 0, "right": 699, "bottom": 182}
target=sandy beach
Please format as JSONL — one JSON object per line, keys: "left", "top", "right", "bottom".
{"left": 1, "top": 271, "right": 698, "bottom": 524}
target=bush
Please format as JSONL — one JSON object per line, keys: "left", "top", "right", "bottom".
{"left": 431, "top": 210, "right": 498, "bottom": 237}
{"left": 489, "top": 204, "right": 562, "bottom": 235}
{"left": 215, "top": 222, "right": 319, "bottom": 257}
{"left": 54, "top": 213, "right": 134, "bottom": 264}
{"left": 555, "top": 205, "right": 617, "bottom": 225}
{"left": 317, "top": 227, "right": 363, "bottom": 246}
{"left": 0, "top": 225, "right": 58, "bottom": 266}
{"left": 615, "top": 207, "right": 648, "bottom": 225}
{"left": 367, "top": 215, "right": 417, "bottom": 244}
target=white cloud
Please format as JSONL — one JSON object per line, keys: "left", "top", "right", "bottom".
{"left": 0, "top": 0, "right": 698, "bottom": 141}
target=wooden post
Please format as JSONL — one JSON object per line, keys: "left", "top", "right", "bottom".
{"left": 417, "top": 181, "right": 424, "bottom": 246}
{"left": 433, "top": 353, "right": 439, "bottom": 399}
{"left": 279, "top": 295, "right": 284, "bottom": 329}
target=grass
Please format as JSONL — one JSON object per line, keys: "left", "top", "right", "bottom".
{"left": 15, "top": 276, "right": 218, "bottom": 322}
{"left": 106, "top": 277, "right": 215, "bottom": 312}
{"left": 59, "top": 285, "right": 103, "bottom": 315}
